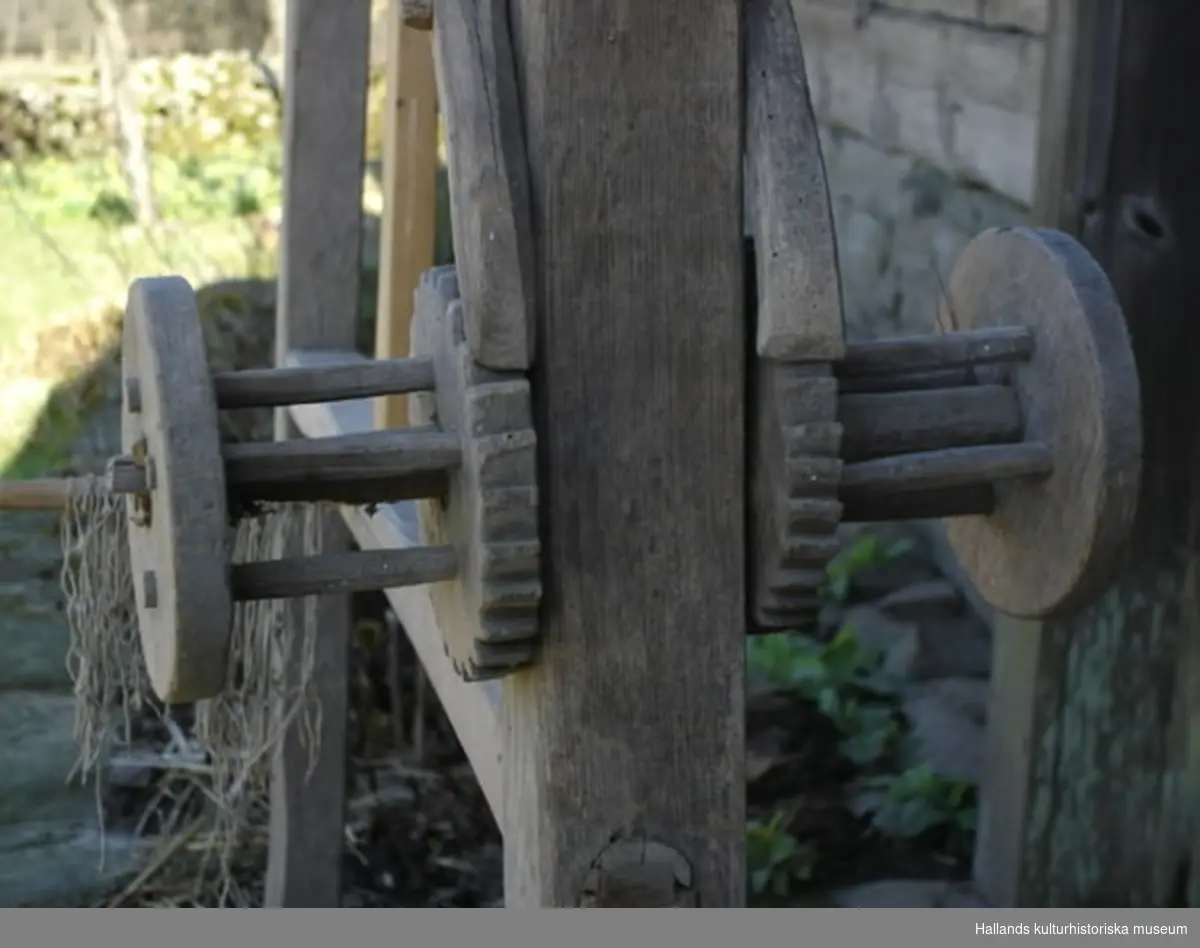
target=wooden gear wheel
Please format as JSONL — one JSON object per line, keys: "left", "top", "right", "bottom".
{"left": 409, "top": 267, "right": 542, "bottom": 680}
{"left": 121, "top": 277, "right": 233, "bottom": 703}
{"left": 937, "top": 226, "right": 1142, "bottom": 619}
{"left": 117, "top": 267, "right": 543, "bottom": 704}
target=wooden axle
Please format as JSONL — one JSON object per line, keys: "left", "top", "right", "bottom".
{"left": 229, "top": 546, "right": 457, "bottom": 601}
{"left": 126, "top": 355, "right": 437, "bottom": 412}
{"left": 109, "top": 426, "right": 461, "bottom": 507}
{"left": 116, "top": 273, "right": 541, "bottom": 702}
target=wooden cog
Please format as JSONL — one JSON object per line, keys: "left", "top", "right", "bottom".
{"left": 121, "top": 276, "right": 233, "bottom": 704}
{"left": 749, "top": 360, "right": 843, "bottom": 630}
{"left": 410, "top": 266, "right": 542, "bottom": 680}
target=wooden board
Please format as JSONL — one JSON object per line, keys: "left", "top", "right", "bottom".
{"left": 501, "top": 0, "right": 746, "bottom": 907}
{"left": 265, "top": 0, "right": 372, "bottom": 909}
{"left": 373, "top": 5, "right": 438, "bottom": 430}
{"left": 746, "top": 0, "right": 845, "bottom": 361}
{"left": 432, "top": 0, "right": 536, "bottom": 371}
{"left": 976, "top": 0, "right": 1200, "bottom": 907}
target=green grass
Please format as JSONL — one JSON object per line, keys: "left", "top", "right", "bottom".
{"left": 0, "top": 146, "right": 283, "bottom": 471}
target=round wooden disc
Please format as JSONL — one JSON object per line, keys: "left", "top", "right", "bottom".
{"left": 122, "top": 277, "right": 232, "bottom": 703}
{"left": 939, "top": 227, "right": 1141, "bottom": 620}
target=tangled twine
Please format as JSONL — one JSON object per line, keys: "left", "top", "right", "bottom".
{"left": 61, "top": 476, "right": 322, "bottom": 902}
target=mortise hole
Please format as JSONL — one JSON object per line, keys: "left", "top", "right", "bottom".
{"left": 1133, "top": 208, "right": 1165, "bottom": 240}
{"left": 1122, "top": 196, "right": 1170, "bottom": 244}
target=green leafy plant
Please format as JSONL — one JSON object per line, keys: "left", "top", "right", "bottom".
{"left": 747, "top": 811, "right": 817, "bottom": 897}
{"left": 850, "top": 764, "right": 977, "bottom": 840}
{"left": 747, "top": 628, "right": 901, "bottom": 767}
{"left": 824, "top": 532, "right": 914, "bottom": 602}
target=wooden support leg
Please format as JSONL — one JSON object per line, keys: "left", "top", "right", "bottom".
{"left": 265, "top": 0, "right": 372, "bottom": 907}
{"left": 976, "top": 0, "right": 1200, "bottom": 907}
{"left": 501, "top": 1, "right": 746, "bottom": 907}
{"left": 374, "top": 4, "right": 438, "bottom": 429}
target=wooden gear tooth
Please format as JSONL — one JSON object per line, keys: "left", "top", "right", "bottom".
{"left": 749, "top": 362, "right": 844, "bottom": 630}
{"left": 410, "top": 265, "right": 543, "bottom": 681}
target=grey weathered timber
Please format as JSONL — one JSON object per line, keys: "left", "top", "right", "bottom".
{"left": 976, "top": 0, "right": 1200, "bottom": 907}
{"left": 745, "top": 0, "right": 843, "bottom": 361}
{"left": 501, "top": 0, "right": 746, "bottom": 907}
{"left": 213, "top": 355, "right": 436, "bottom": 408}
{"left": 433, "top": 0, "right": 536, "bottom": 370}
{"left": 266, "top": 0, "right": 372, "bottom": 908}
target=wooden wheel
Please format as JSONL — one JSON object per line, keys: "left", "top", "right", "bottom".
{"left": 939, "top": 227, "right": 1142, "bottom": 620}
{"left": 121, "top": 277, "right": 232, "bottom": 703}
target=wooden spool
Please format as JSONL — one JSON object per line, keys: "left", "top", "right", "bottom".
{"left": 747, "top": 227, "right": 1142, "bottom": 630}
{"left": 122, "top": 278, "right": 233, "bottom": 703}
{"left": 936, "top": 226, "right": 1141, "bottom": 620}
{"left": 740, "top": 0, "right": 1141, "bottom": 628}
{"left": 117, "top": 272, "right": 541, "bottom": 703}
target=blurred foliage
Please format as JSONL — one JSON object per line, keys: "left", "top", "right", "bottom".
{"left": 0, "top": 52, "right": 389, "bottom": 162}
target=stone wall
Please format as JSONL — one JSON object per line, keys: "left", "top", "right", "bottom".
{"left": 794, "top": 0, "right": 1046, "bottom": 340}
{"left": 794, "top": 0, "right": 1048, "bottom": 614}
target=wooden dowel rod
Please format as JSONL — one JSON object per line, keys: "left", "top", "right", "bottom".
{"left": 842, "top": 484, "right": 996, "bottom": 523}
{"left": 210, "top": 356, "right": 437, "bottom": 409}
{"left": 107, "top": 427, "right": 461, "bottom": 506}
{"left": 838, "top": 384, "right": 1023, "bottom": 463}
{"left": 222, "top": 427, "right": 461, "bottom": 504}
{"left": 835, "top": 364, "right": 993, "bottom": 393}
{"left": 838, "top": 326, "right": 1034, "bottom": 379}
{"left": 230, "top": 546, "right": 458, "bottom": 601}
{"left": 0, "top": 478, "right": 71, "bottom": 511}
{"left": 840, "top": 442, "right": 1053, "bottom": 499}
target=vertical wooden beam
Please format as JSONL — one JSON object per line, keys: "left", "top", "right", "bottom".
{"left": 976, "top": 0, "right": 1200, "bottom": 907}
{"left": 501, "top": 1, "right": 746, "bottom": 907}
{"left": 266, "top": 0, "right": 372, "bottom": 907}
{"left": 374, "top": 3, "right": 438, "bottom": 426}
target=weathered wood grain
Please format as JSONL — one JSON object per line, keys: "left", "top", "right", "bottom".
{"left": 266, "top": 0, "right": 372, "bottom": 908}
{"left": 977, "top": 0, "right": 1200, "bottom": 907}
{"left": 409, "top": 266, "right": 542, "bottom": 681}
{"left": 230, "top": 547, "right": 459, "bottom": 601}
{"left": 214, "top": 354, "right": 436, "bottom": 409}
{"left": 501, "top": 0, "right": 746, "bottom": 906}
{"left": 837, "top": 384, "right": 1022, "bottom": 462}
{"left": 374, "top": 4, "right": 438, "bottom": 428}
{"left": 746, "top": 0, "right": 845, "bottom": 360}
{"left": 284, "top": 352, "right": 504, "bottom": 820}
{"left": 221, "top": 427, "right": 460, "bottom": 505}
{"left": 120, "top": 276, "right": 232, "bottom": 706}
{"left": 433, "top": 0, "right": 536, "bottom": 370}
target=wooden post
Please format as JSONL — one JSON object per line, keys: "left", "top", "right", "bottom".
{"left": 266, "top": 0, "right": 372, "bottom": 907}
{"left": 501, "top": 2, "right": 746, "bottom": 906}
{"left": 374, "top": 1, "right": 438, "bottom": 429}
{"left": 976, "top": 0, "right": 1200, "bottom": 907}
